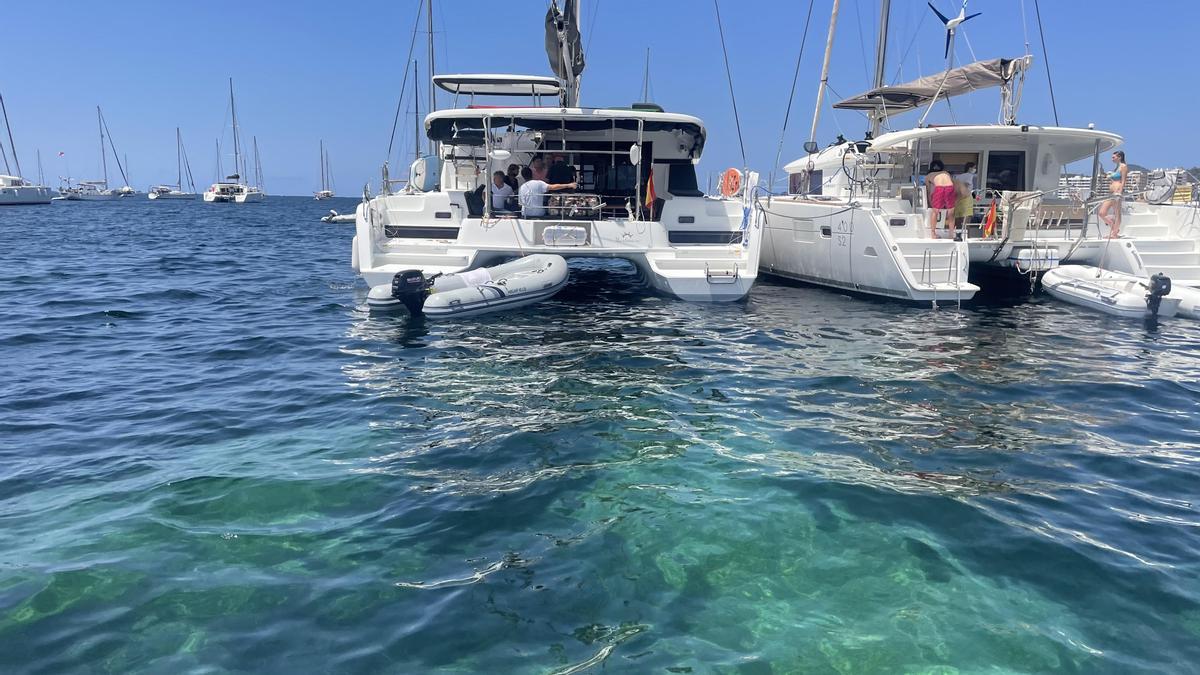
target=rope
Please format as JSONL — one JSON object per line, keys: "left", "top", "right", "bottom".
{"left": 768, "top": 0, "right": 817, "bottom": 194}
{"left": 386, "top": 3, "right": 426, "bottom": 163}
{"left": 1032, "top": 0, "right": 1059, "bottom": 125}
{"left": 712, "top": 0, "right": 747, "bottom": 167}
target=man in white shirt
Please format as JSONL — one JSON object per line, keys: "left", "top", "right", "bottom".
{"left": 490, "top": 171, "right": 514, "bottom": 211}
{"left": 518, "top": 166, "right": 576, "bottom": 217}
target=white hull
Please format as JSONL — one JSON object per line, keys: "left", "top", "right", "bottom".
{"left": 367, "top": 253, "right": 570, "bottom": 317}
{"left": 61, "top": 191, "right": 137, "bottom": 201}
{"left": 203, "top": 185, "right": 265, "bottom": 203}
{"left": 148, "top": 191, "right": 197, "bottom": 200}
{"left": 314, "top": 191, "right": 334, "bottom": 200}
{"left": 1042, "top": 265, "right": 1181, "bottom": 319}
{"left": 0, "top": 185, "right": 53, "bottom": 205}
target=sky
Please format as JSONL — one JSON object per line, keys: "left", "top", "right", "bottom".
{"left": 3, "top": 0, "right": 1198, "bottom": 195}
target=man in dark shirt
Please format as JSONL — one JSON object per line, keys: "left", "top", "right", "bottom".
{"left": 546, "top": 153, "right": 575, "bottom": 185}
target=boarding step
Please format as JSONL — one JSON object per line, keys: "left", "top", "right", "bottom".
{"left": 1127, "top": 238, "right": 1199, "bottom": 254}
{"left": 376, "top": 252, "right": 472, "bottom": 268}
{"left": 1122, "top": 224, "right": 1171, "bottom": 237}
{"left": 1137, "top": 251, "right": 1200, "bottom": 266}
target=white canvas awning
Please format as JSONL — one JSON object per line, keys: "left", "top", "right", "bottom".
{"left": 834, "top": 57, "right": 1032, "bottom": 117}
{"left": 433, "top": 74, "right": 560, "bottom": 98}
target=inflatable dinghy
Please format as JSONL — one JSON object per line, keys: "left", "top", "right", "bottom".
{"left": 367, "top": 254, "right": 569, "bottom": 318}
{"left": 1041, "top": 265, "right": 1180, "bottom": 319}
{"left": 321, "top": 209, "right": 355, "bottom": 223}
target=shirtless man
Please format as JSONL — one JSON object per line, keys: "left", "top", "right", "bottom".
{"left": 925, "top": 160, "right": 956, "bottom": 238}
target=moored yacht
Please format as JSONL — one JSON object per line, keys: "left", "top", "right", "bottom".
{"left": 353, "top": 4, "right": 761, "bottom": 308}
{"left": 0, "top": 92, "right": 52, "bottom": 205}
{"left": 314, "top": 140, "right": 334, "bottom": 200}
{"left": 149, "top": 128, "right": 198, "bottom": 200}
{"left": 204, "top": 79, "right": 265, "bottom": 203}
{"left": 62, "top": 106, "right": 138, "bottom": 201}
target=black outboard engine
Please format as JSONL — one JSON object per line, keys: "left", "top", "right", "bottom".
{"left": 1146, "top": 273, "right": 1172, "bottom": 317}
{"left": 391, "top": 269, "right": 431, "bottom": 316}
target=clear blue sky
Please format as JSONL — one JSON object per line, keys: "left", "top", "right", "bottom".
{"left": 4, "top": 1, "right": 1197, "bottom": 195}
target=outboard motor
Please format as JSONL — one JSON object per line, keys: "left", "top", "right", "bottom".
{"left": 1145, "top": 273, "right": 1172, "bottom": 317}
{"left": 391, "top": 269, "right": 431, "bottom": 316}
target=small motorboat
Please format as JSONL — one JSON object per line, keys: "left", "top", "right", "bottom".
{"left": 1041, "top": 265, "right": 1181, "bottom": 319}
{"left": 367, "top": 254, "right": 569, "bottom": 318}
{"left": 320, "top": 209, "right": 355, "bottom": 223}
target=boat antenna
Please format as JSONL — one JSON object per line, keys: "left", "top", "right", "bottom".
{"left": 768, "top": 0, "right": 816, "bottom": 194}
{"left": 426, "top": 0, "right": 436, "bottom": 156}
{"left": 712, "top": 0, "right": 747, "bottom": 169}
{"left": 808, "top": 0, "right": 841, "bottom": 151}
{"left": 385, "top": 1, "right": 424, "bottom": 164}
{"left": 0, "top": 92, "right": 22, "bottom": 177}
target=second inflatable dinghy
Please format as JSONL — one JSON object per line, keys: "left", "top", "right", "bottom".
{"left": 367, "top": 254, "right": 569, "bottom": 318}
{"left": 1041, "top": 265, "right": 1180, "bottom": 319}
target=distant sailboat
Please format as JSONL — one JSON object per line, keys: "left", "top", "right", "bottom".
{"left": 0, "top": 90, "right": 53, "bottom": 205}
{"left": 149, "top": 128, "right": 199, "bottom": 200}
{"left": 204, "top": 78, "right": 265, "bottom": 203}
{"left": 61, "top": 107, "right": 137, "bottom": 201}
{"left": 314, "top": 140, "right": 334, "bottom": 200}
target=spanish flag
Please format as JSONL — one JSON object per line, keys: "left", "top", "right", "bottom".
{"left": 644, "top": 172, "right": 656, "bottom": 209}
{"left": 982, "top": 198, "right": 998, "bottom": 237}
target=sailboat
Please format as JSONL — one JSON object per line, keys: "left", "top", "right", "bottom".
{"left": 314, "top": 140, "right": 334, "bottom": 200}
{"left": 0, "top": 91, "right": 53, "bottom": 205}
{"left": 149, "top": 128, "right": 198, "bottom": 200}
{"left": 204, "top": 78, "right": 265, "bottom": 203}
{"left": 61, "top": 107, "right": 137, "bottom": 201}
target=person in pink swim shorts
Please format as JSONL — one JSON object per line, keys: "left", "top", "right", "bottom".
{"left": 925, "top": 160, "right": 957, "bottom": 238}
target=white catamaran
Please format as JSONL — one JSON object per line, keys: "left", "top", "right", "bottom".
{"left": 149, "top": 128, "right": 199, "bottom": 200}
{"left": 60, "top": 107, "right": 137, "bottom": 201}
{"left": 353, "top": 1, "right": 761, "bottom": 310}
{"left": 204, "top": 79, "right": 265, "bottom": 203}
{"left": 314, "top": 140, "right": 334, "bottom": 200}
{"left": 0, "top": 91, "right": 53, "bottom": 205}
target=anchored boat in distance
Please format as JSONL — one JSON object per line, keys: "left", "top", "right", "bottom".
{"left": 60, "top": 106, "right": 137, "bottom": 201}
{"left": 314, "top": 140, "right": 334, "bottom": 200}
{"left": 204, "top": 79, "right": 265, "bottom": 203}
{"left": 149, "top": 128, "right": 198, "bottom": 200}
{"left": 0, "top": 91, "right": 52, "bottom": 205}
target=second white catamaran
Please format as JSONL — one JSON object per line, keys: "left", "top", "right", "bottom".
{"left": 204, "top": 79, "right": 265, "bottom": 203}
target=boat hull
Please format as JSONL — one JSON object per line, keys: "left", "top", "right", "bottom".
{"left": 148, "top": 191, "right": 197, "bottom": 200}
{"left": 366, "top": 254, "right": 569, "bottom": 317}
{"left": 0, "top": 185, "right": 53, "bottom": 205}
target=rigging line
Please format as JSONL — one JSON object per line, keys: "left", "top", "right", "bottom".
{"left": 889, "top": 11, "right": 927, "bottom": 85}
{"left": 386, "top": 1, "right": 426, "bottom": 163}
{"left": 769, "top": 0, "right": 817, "bottom": 192}
{"left": 0, "top": 92, "right": 21, "bottom": 176}
{"left": 852, "top": 0, "right": 871, "bottom": 87}
{"left": 712, "top": 0, "right": 747, "bottom": 167}
{"left": 1032, "top": 0, "right": 1059, "bottom": 125}
{"left": 584, "top": 0, "right": 601, "bottom": 59}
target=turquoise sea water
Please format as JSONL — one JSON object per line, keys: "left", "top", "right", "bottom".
{"left": 2, "top": 197, "right": 1200, "bottom": 673}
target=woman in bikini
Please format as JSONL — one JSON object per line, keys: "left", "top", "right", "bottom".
{"left": 926, "top": 160, "right": 956, "bottom": 238}
{"left": 1098, "top": 150, "right": 1127, "bottom": 238}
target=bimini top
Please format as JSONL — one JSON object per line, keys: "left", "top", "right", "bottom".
{"left": 834, "top": 57, "right": 1032, "bottom": 117}
{"left": 425, "top": 106, "right": 707, "bottom": 154}
{"left": 433, "top": 74, "right": 561, "bottom": 97}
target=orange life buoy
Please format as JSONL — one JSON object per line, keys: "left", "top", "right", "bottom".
{"left": 719, "top": 168, "right": 742, "bottom": 198}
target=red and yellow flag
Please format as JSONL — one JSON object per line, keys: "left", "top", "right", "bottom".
{"left": 644, "top": 172, "right": 656, "bottom": 208}
{"left": 982, "top": 199, "right": 998, "bottom": 237}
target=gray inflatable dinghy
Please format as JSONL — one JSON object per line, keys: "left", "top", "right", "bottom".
{"left": 367, "top": 254, "right": 569, "bottom": 318}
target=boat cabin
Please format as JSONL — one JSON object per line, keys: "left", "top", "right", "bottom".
{"left": 405, "top": 74, "right": 709, "bottom": 224}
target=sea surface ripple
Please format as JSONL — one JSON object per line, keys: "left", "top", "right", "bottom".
{"left": 2, "top": 197, "right": 1199, "bottom": 673}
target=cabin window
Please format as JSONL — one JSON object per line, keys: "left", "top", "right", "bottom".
{"left": 986, "top": 151, "right": 1026, "bottom": 193}
{"left": 788, "top": 170, "right": 822, "bottom": 195}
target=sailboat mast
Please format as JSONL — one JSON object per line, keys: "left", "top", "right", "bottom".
{"left": 426, "top": 0, "right": 436, "bottom": 156}
{"left": 229, "top": 78, "right": 241, "bottom": 179}
{"left": 869, "top": 0, "right": 891, "bottom": 138}
{"left": 0, "top": 92, "right": 22, "bottom": 177}
{"left": 252, "top": 136, "right": 263, "bottom": 190}
{"left": 808, "top": 0, "right": 841, "bottom": 147}
{"left": 37, "top": 149, "right": 44, "bottom": 186}
{"left": 320, "top": 140, "right": 326, "bottom": 191}
{"left": 642, "top": 48, "right": 651, "bottom": 102}
{"left": 98, "top": 106, "right": 108, "bottom": 186}
{"left": 176, "top": 128, "right": 182, "bottom": 189}
{"left": 413, "top": 60, "right": 421, "bottom": 163}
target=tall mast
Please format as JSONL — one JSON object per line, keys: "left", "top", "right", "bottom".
{"left": 320, "top": 140, "right": 326, "bottom": 191}
{"left": 426, "top": 0, "right": 435, "bottom": 156}
{"left": 37, "top": 149, "right": 44, "bottom": 186}
{"left": 413, "top": 60, "right": 421, "bottom": 162}
{"left": 0, "top": 92, "right": 22, "bottom": 177}
{"left": 229, "top": 78, "right": 241, "bottom": 180}
{"left": 808, "top": 0, "right": 841, "bottom": 148}
{"left": 98, "top": 106, "right": 108, "bottom": 186}
{"left": 641, "top": 48, "right": 651, "bottom": 102}
{"left": 252, "top": 136, "right": 262, "bottom": 190}
{"left": 869, "top": 0, "right": 890, "bottom": 138}
{"left": 176, "top": 128, "right": 183, "bottom": 189}
{"left": 215, "top": 138, "right": 221, "bottom": 182}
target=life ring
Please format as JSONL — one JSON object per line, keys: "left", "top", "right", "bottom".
{"left": 719, "top": 168, "right": 742, "bottom": 198}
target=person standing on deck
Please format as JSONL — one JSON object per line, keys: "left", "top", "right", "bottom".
{"left": 952, "top": 161, "right": 977, "bottom": 233}
{"left": 1099, "top": 151, "right": 1128, "bottom": 238}
{"left": 925, "top": 160, "right": 957, "bottom": 239}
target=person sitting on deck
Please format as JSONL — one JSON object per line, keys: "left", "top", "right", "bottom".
{"left": 547, "top": 153, "right": 575, "bottom": 184}
{"left": 490, "top": 171, "right": 515, "bottom": 211}
{"left": 518, "top": 166, "right": 576, "bottom": 218}
{"left": 505, "top": 164, "right": 521, "bottom": 191}
{"left": 925, "top": 160, "right": 957, "bottom": 239}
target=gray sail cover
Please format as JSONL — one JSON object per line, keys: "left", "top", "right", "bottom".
{"left": 834, "top": 57, "right": 1030, "bottom": 115}
{"left": 545, "top": 0, "right": 585, "bottom": 80}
